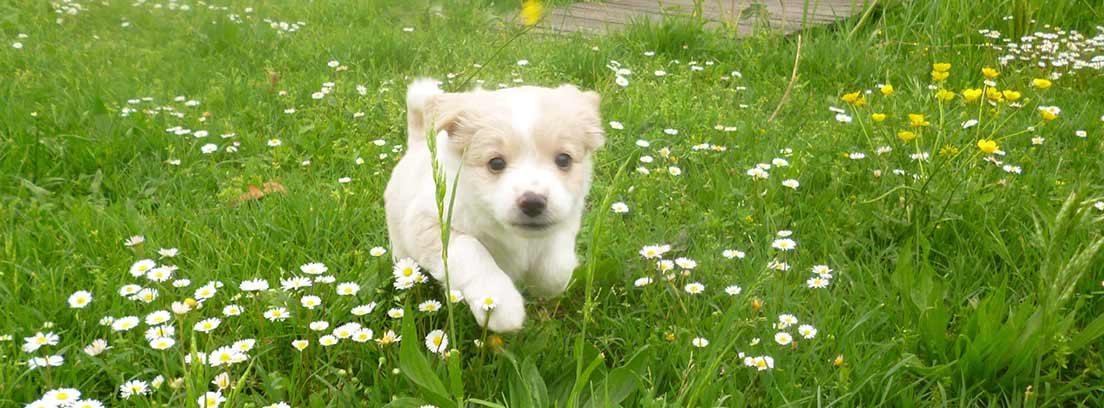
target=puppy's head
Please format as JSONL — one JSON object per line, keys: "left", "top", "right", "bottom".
{"left": 427, "top": 85, "right": 604, "bottom": 234}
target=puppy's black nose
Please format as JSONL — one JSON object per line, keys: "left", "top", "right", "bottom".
{"left": 517, "top": 192, "right": 547, "bottom": 217}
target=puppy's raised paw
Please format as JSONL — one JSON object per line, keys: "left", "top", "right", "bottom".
{"left": 465, "top": 283, "right": 526, "bottom": 333}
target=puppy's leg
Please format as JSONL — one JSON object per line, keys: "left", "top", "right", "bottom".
{"left": 527, "top": 234, "right": 579, "bottom": 298}
{"left": 407, "top": 215, "right": 525, "bottom": 332}
{"left": 447, "top": 235, "right": 526, "bottom": 332}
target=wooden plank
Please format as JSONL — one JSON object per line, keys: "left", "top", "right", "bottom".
{"left": 538, "top": 0, "right": 865, "bottom": 35}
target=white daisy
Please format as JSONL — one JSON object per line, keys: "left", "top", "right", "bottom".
{"left": 393, "top": 258, "right": 422, "bottom": 280}
{"left": 336, "top": 282, "right": 360, "bottom": 296}
{"left": 798, "top": 324, "right": 817, "bottom": 339}
{"left": 111, "top": 316, "right": 139, "bottom": 332}
{"left": 149, "top": 337, "right": 176, "bottom": 350}
{"left": 722, "top": 249, "right": 746, "bottom": 259}
{"left": 300, "top": 262, "right": 328, "bottom": 275}
{"left": 67, "top": 290, "right": 93, "bottom": 308}
{"left": 351, "top": 302, "right": 377, "bottom": 316}
{"left": 83, "top": 339, "right": 109, "bottom": 356}
{"left": 129, "top": 259, "right": 157, "bottom": 277}
{"left": 264, "top": 307, "right": 290, "bottom": 321}
{"left": 774, "top": 332, "right": 793, "bottom": 345}
{"left": 300, "top": 295, "right": 322, "bottom": 309}
{"left": 424, "top": 329, "right": 448, "bottom": 354}
{"left": 194, "top": 318, "right": 221, "bottom": 333}
{"left": 771, "top": 239, "right": 797, "bottom": 251}
{"left": 418, "top": 300, "right": 442, "bottom": 313}
{"left": 683, "top": 282, "right": 705, "bottom": 294}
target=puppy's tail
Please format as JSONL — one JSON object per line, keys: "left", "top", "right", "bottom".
{"left": 406, "top": 78, "right": 442, "bottom": 146}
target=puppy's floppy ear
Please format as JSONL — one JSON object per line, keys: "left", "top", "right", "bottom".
{"left": 559, "top": 85, "right": 605, "bottom": 152}
{"left": 582, "top": 120, "right": 606, "bottom": 153}
{"left": 425, "top": 93, "right": 468, "bottom": 137}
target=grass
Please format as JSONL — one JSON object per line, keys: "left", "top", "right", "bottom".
{"left": 3, "top": 0, "right": 1104, "bottom": 406}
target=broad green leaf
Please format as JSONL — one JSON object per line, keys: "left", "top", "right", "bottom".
{"left": 398, "top": 312, "right": 452, "bottom": 407}
{"left": 582, "top": 346, "right": 652, "bottom": 408}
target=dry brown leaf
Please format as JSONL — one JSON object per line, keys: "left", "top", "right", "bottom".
{"left": 230, "top": 180, "right": 286, "bottom": 207}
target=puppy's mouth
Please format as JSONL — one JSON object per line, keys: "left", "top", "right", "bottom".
{"left": 510, "top": 221, "right": 556, "bottom": 231}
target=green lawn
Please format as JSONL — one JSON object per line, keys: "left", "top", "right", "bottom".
{"left": 3, "top": 0, "right": 1104, "bottom": 406}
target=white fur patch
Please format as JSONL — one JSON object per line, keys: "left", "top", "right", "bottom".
{"left": 509, "top": 91, "right": 539, "bottom": 138}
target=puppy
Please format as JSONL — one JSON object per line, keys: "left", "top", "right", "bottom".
{"left": 384, "top": 79, "right": 604, "bottom": 332}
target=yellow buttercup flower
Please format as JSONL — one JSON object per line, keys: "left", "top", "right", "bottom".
{"left": 981, "top": 67, "right": 1000, "bottom": 79}
{"left": 1002, "top": 89, "right": 1021, "bottom": 101}
{"left": 880, "top": 84, "right": 894, "bottom": 96}
{"left": 871, "top": 113, "right": 887, "bottom": 122}
{"left": 931, "top": 70, "right": 949, "bottom": 81}
{"left": 841, "top": 91, "right": 866, "bottom": 107}
{"left": 897, "top": 130, "right": 917, "bottom": 143}
{"left": 976, "top": 139, "right": 998, "bottom": 154}
{"left": 932, "top": 62, "right": 951, "bottom": 72}
{"left": 1032, "top": 78, "right": 1052, "bottom": 89}
{"left": 935, "top": 89, "right": 955, "bottom": 102}
{"left": 908, "top": 113, "right": 929, "bottom": 127}
{"left": 521, "top": 0, "right": 543, "bottom": 26}
{"left": 962, "top": 88, "right": 982, "bottom": 103}
{"left": 1039, "top": 105, "right": 1060, "bottom": 121}
{"left": 986, "top": 87, "right": 1003, "bottom": 102}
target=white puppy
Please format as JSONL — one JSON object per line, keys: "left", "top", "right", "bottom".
{"left": 384, "top": 79, "right": 604, "bottom": 332}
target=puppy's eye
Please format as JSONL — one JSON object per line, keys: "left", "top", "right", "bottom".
{"left": 555, "top": 153, "right": 572, "bottom": 169}
{"left": 488, "top": 157, "right": 507, "bottom": 172}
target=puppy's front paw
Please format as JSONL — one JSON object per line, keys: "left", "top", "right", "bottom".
{"left": 465, "top": 284, "right": 526, "bottom": 333}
